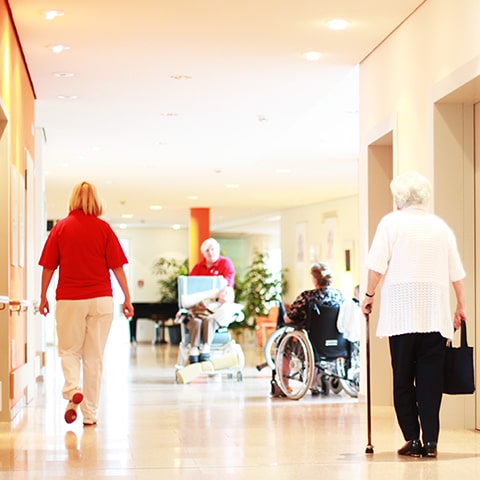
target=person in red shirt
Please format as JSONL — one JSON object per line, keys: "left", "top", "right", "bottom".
{"left": 38, "top": 181, "right": 133, "bottom": 427}
{"left": 187, "top": 238, "right": 235, "bottom": 362}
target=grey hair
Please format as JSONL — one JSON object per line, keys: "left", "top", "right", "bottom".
{"left": 390, "top": 171, "right": 432, "bottom": 209}
{"left": 200, "top": 237, "right": 220, "bottom": 254}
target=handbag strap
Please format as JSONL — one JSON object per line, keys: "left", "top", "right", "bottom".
{"left": 460, "top": 320, "right": 469, "bottom": 347}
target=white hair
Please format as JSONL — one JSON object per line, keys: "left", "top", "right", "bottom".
{"left": 200, "top": 237, "right": 220, "bottom": 254}
{"left": 390, "top": 171, "right": 432, "bottom": 209}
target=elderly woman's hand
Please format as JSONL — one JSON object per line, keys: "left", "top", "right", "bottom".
{"left": 453, "top": 307, "right": 467, "bottom": 330}
{"left": 361, "top": 296, "right": 374, "bottom": 316}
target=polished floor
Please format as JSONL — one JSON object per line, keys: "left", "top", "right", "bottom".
{"left": 0, "top": 318, "right": 479, "bottom": 479}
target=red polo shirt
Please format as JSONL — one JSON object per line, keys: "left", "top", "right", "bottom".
{"left": 39, "top": 210, "right": 128, "bottom": 300}
{"left": 189, "top": 256, "right": 235, "bottom": 287}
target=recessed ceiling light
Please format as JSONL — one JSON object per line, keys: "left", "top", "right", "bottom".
{"left": 172, "top": 224, "right": 181, "bottom": 230}
{"left": 149, "top": 205, "right": 163, "bottom": 211}
{"left": 303, "top": 51, "right": 321, "bottom": 61}
{"left": 48, "top": 44, "right": 70, "bottom": 54}
{"left": 226, "top": 184, "right": 240, "bottom": 189}
{"left": 53, "top": 72, "right": 75, "bottom": 78}
{"left": 121, "top": 214, "right": 133, "bottom": 219}
{"left": 119, "top": 224, "right": 127, "bottom": 230}
{"left": 186, "top": 195, "right": 198, "bottom": 200}
{"left": 328, "top": 19, "right": 349, "bottom": 30}
{"left": 170, "top": 75, "right": 192, "bottom": 80}
{"left": 160, "top": 112, "right": 178, "bottom": 117}
{"left": 57, "top": 95, "right": 77, "bottom": 100}
{"left": 45, "top": 10, "right": 64, "bottom": 20}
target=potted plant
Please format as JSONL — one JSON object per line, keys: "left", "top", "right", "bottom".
{"left": 152, "top": 257, "right": 189, "bottom": 344}
{"left": 235, "top": 250, "right": 288, "bottom": 334}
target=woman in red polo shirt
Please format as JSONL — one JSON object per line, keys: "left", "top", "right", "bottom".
{"left": 38, "top": 181, "right": 133, "bottom": 426}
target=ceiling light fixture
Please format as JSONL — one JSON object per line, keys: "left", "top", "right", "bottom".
{"left": 57, "top": 95, "right": 78, "bottom": 100}
{"left": 226, "top": 184, "right": 240, "bottom": 189}
{"left": 172, "top": 224, "right": 181, "bottom": 230}
{"left": 303, "top": 51, "right": 321, "bottom": 61}
{"left": 149, "top": 205, "right": 162, "bottom": 211}
{"left": 45, "top": 10, "right": 64, "bottom": 20}
{"left": 328, "top": 19, "right": 350, "bottom": 31}
{"left": 186, "top": 195, "right": 198, "bottom": 200}
{"left": 53, "top": 72, "right": 75, "bottom": 78}
{"left": 48, "top": 44, "right": 70, "bottom": 54}
{"left": 170, "top": 75, "right": 191, "bottom": 80}
{"left": 121, "top": 214, "right": 133, "bottom": 219}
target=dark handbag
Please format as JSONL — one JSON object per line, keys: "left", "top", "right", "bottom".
{"left": 443, "top": 321, "right": 475, "bottom": 395}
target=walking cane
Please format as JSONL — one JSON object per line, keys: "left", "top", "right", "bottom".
{"left": 365, "top": 307, "right": 374, "bottom": 454}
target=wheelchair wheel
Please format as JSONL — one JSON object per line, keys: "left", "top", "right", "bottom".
{"left": 329, "top": 375, "right": 343, "bottom": 394}
{"left": 274, "top": 329, "right": 314, "bottom": 400}
{"left": 337, "top": 357, "right": 359, "bottom": 398}
{"left": 263, "top": 326, "right": 292, "bottom": 370}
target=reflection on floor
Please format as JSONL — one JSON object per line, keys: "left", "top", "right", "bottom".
{"left": 0, "top": 318, "right": 479, "bottom": 479}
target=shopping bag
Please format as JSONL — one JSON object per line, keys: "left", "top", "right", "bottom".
{"left": 443, "top": 320, "right": 475, "bottom": 395}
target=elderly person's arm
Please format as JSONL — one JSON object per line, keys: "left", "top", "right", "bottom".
{"left": 452, "top": 279, "right": 467, "bottom": 330}
{"left": 361, "top": 269, "right": 383, "bottom": 315}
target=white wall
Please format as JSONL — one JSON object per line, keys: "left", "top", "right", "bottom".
{"left": 113, "top": 227, "right": 189, "bottom": 303}
{"left": 280, "top": 195, "right": 359, "bottom": 304}
{"left": 359, "top": 0, "right": 479, "bottom": 429}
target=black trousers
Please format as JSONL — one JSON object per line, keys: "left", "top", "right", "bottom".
{"left": 389, "top": 332, "right": 446, "bottom": 444}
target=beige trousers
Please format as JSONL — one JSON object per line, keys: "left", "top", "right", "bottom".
{"left": 55, "top": 297, "right": 113, "bottom": 422}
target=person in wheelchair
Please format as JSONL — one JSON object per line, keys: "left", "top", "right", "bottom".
{"left": 284, "top": 262, "right": 344, "bottom": 328}
{"left": 185, "top": 237, "right": 236, "bottom": 363}
{"left": 284, "top": 262, "right": 345, "bottom": 395}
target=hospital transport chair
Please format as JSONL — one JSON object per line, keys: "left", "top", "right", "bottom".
{"left": 174, "top": 275, "right": 245, "bottom": 383}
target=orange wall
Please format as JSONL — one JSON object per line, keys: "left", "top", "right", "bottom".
{"left": 1, "top": 0, "right": 35, "bottom": 301}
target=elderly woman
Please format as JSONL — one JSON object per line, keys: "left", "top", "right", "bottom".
{"left": 361, "top": 171, "right": 467, "bottom": 458}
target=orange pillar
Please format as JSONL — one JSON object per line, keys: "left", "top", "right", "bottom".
{"left": 189, "top": 208, "right": 210, "bottom": 271}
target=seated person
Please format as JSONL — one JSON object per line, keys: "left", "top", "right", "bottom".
{"left": 285, "top": 262, "right": 344, "bottom": 328}
{"left": 185, "top": 238, "right": 236, "bottom": 363}
{"left": 284, "top": 262, "right": 344, "bottom": 394}
{"left": 337, "top": 284, "right": 361, "bottom": 343}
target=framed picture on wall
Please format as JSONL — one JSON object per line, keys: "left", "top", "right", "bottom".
{"left": 296, "top": 222, "right": 306, "bottom": 266}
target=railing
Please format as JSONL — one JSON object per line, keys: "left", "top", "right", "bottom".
{"left": 9, "top": 300, "right": 31, "bottom": 314}
{"left": 0, "top": 296, "right": 8, "bottom": 311}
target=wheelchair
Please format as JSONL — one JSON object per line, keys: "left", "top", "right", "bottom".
{"left": 270, "top": 302, "right": 359, "bottom": 400}
{"left": 174, "top": 275, "right": 245, "bottom": 382}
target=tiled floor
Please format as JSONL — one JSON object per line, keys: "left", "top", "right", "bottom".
{"left": 0, "top": 318, "right": 479, "bottom": 479}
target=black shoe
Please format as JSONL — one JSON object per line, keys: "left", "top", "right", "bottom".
{"left": 397, "top": 440, "right": 423, "bottom": 457}
{"left": 199, "top": 353, "right": 210, "bottom": 362}
{"left": 188, "top": 355, "right": 199, "bottom": 364}
{"left": 422, "top": 441, "right": 437, "bottom": 458}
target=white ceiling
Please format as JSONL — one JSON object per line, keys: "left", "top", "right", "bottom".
{"left": 9, "top": 0, "right": 424, "bottom": 234}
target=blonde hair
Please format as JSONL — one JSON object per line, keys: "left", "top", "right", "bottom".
{"left": 310, "top": 262, "right": 332, "bottom": 287}
{"left": 68, "top": 181, "right": 103, "bottom": 216}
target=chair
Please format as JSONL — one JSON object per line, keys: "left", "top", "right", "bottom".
{"left": 174, "top": 275, "right": 245, "bottom": 383}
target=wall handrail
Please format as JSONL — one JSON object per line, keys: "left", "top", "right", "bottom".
{"left": 0, "top": 296, "right": 9, "bottom": 310}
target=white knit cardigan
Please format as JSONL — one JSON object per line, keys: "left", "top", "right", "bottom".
{"left": 367, "top": 206, "right": 465, "bottom": 339}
